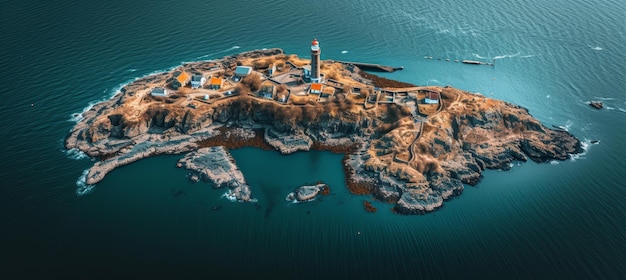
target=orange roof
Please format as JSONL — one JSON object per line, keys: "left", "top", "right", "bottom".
{"left": 177, "top": 72, "right": 190, "bottom": 84}
{"left": 209, "top": 77, "right": 223, "bottom": 85}
{"left": 310, "top": 83, "right": 323, "bottom": 91}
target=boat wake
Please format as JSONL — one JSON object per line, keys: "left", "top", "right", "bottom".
{"left": 472, "top": 53, "right": 487, "bottom": 59}
{"left": 593, "top": 97, "right": 615, "bottom": 101}
{"left": 472, "top": 52, "right": 531, "bottom": 61}
{"left": 494, "top": 52, "right": 521, "bottom": 60}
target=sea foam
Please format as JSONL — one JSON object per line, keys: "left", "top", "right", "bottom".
{"left": 68, "top": 78, "right": 135, "bottom": 124}
{"left": 569, "top": 139, "right": 592, "bottom": 162}
{"left": 75, "top": 169, "right": 95, "bottom": 196}
{"left": 196, "top": 45, "right": 242, "bottom": 60}
{"left": 66, "top": 148, "right": 88, "bottom": 160}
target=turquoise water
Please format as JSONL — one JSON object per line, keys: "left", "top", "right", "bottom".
{"left": 1, "top": 0, "right": 625, "bottom": 278}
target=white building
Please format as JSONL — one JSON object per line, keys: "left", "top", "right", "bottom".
{"left": 190, "top": 74, "right": 206, "bottom": 89}
{"left": 151, "top": 87, "right": 168, "bottom": 97}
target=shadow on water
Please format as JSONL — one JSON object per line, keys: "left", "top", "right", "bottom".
{"left": 254, "top": 179, "right": 283, "bottom": 218}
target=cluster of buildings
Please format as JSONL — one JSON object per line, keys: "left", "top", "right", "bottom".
{"left": 149, "top": 38, "right": 439, "bottom": 110}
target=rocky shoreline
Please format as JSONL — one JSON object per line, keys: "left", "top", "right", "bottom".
{"left": 177, "top": 146, "right": 252, "bottom": 202}
{"left": 65, "top": 48, "right": 583, "bottom": 214}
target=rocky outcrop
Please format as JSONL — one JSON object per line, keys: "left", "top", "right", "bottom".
{"left": 177, "top": 146, "right": 253, "bottom": 202}
{"left": 286, "top": 183, "right": 328, "bottom": 202}
{"left": 264, "top": 128, "right": 312, "bottom": 154}
{"left": 84, "top": 131, "right": 216, "bottom": 185}
{"left": 349, "top": 89, "right": 582, "bottom": 213}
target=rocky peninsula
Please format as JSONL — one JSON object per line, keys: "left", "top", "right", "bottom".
{"left": 65, "top": 47, "right": 582, "bottom": 214}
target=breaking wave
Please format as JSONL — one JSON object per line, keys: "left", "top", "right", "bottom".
{"left": 221, "top": 191, "right": 257, "bottom": 203}
{"left": 66, "top": 148, "right": 88, "bottom": 160}
{"left": 68, "top": 63, "right": 182, "bottom": 125}
{"left": 68, "top": 78, "right": 134, "bottom": 124}
{"left": 196, "top": 45, "right": 242, "bottom": 60}
{"left": 570, "top": 139, "right": 592, "bottom": 162}
{"left": 75, "top": 169, "right": 95, "bottom": 196}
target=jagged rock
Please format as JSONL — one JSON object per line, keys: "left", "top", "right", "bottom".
{"left": 264, "top": 128, "right": 312, "bottom": 154}
{"left": 177, "top": 146, "right": 246, "bottom": 189}
{"left": 227, "top": 184, "right": 252, "bottom": 202}
{"left": 286, "top": 183, "right": 327, "bottom": 202}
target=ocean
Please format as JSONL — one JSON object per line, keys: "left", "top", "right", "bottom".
{"left": 1, "top": 0, "right": 625, "bottom": 278}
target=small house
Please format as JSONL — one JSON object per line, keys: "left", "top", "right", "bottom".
{"left": 151, "top": 87, "right": 168, "bottom": 97}
{"left": 309, "top": 83, "right": 323, "bottom": 95}
{"left": 190, "top": 74, "right": 206, "bottom": 89}
{"left": 208, "top": 77, "right": 224, "bottom": 90}
{"left": 169, "top": 71, "right": 191, "bottom": 90}
{"left": 425, "top": 91, "right": 439, "bottom": 104}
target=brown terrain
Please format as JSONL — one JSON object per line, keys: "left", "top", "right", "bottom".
{"left": 65, "top": 48, "right": 582, "bottom": 214}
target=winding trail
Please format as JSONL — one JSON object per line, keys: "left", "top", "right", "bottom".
{"left": 407, "top": 90, "right": 449, "bottom": 163}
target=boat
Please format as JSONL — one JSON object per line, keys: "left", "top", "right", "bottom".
{"left": 589, "top": 101, "right": 603, "bottom": 109}
{"left": 462, "top": 60, "right": 482, "bottom": 65}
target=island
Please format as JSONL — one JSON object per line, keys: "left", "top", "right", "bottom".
{"left": 65, "top": 39, "right": 582, "bottom": 214}
{"left": 285, "top": 183, "right": 330, "bottom": 203}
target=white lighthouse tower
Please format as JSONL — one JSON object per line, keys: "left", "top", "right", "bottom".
{"left": 310, "top": 38, "right": 321, "bottom": 83}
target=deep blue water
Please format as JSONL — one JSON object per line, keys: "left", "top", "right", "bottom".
{"left": 1, "top": 0, "right": 625, "bottom": 278}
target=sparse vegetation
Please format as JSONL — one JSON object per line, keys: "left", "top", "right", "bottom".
{"left": 240, "top": 72, "right": 262, "bottom": 92}
{"left": 326, "top": 69, "right": 339, "bottom": 80}
{"left": 360, "top": 87, "right": 370, "bottom": 99}
{"left": 342, "top": 85, "right": 352, "bottom": 94}
{"left": 276, "top": 84, "right": 288, "bottom": 98}
{"left": 359, "top": 70, "right": 416, "bottom": 88}
{"left": 234, "top": 83, "right": 251, "bottom": 95}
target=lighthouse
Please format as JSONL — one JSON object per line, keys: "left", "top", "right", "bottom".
{"left": 310, "top": 38, "right": 321, "bottom": 83}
